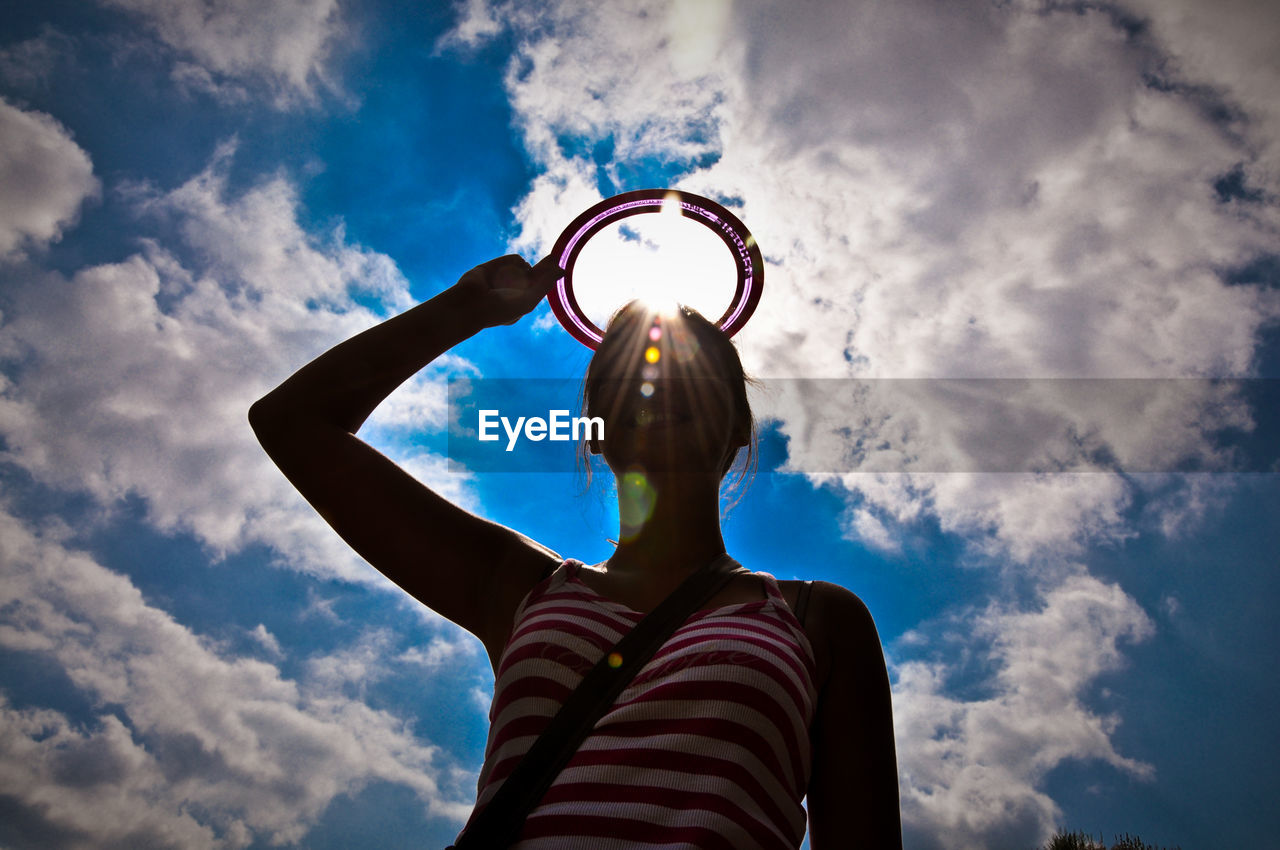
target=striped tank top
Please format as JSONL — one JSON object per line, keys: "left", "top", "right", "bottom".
{"left": 458, "top": 559, "right": 818, "bottom": 850}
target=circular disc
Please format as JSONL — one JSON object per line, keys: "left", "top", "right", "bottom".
{"left": 548, "top": 189, "right": 764, "bottom": 349}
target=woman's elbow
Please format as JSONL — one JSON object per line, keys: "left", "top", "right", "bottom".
{"left": 248, "top": 392, "right": 293, "bottom": 447}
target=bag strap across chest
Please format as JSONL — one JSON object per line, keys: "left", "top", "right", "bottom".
{"left": 450, "top": 554, "right": 746, "bottom": 849}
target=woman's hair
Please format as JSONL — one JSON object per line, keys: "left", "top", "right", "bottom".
{"left": 577, "top": 300, "right": 758, "bottom": 505}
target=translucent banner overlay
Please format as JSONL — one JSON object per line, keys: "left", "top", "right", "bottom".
{"left": 446, "top": 378, "right": 1279, "bottom": 474}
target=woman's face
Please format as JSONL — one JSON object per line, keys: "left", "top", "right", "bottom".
{"left": 587, "top": 307, "right": 748, "bottom": 477}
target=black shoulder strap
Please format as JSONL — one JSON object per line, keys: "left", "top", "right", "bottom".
{"left": 452, "top": 555, "right": 744, "bottom": 850}
{"left": 794, "top": 579, "right": 815, "bottom": 628}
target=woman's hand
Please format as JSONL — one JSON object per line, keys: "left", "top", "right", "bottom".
{"left": 454, "top": 254, "right": 560, "bottom": 329}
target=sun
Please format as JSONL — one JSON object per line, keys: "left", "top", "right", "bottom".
{"left": 570, "top": 193, "right": 738, "bottom": 327}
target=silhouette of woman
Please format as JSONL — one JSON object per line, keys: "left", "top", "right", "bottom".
{"left": 250, "top": 253, "right": 902, "bottom": 849}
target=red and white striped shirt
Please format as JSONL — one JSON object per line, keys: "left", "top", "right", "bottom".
{"left": 458, "top": 559, "right": 818, "bottom": 850}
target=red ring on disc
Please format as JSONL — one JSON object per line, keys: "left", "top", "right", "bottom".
{"left": 548, "top": 189, "right": 764, "bottom": 349}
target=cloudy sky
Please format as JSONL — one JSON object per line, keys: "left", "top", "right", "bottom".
{"left": 1, "top": 1, "right": 1277, "bottom": 848}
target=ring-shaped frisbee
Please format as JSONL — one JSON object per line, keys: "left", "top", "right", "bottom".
{"left": 548, "top": 189, "right": 764, "bottom": 349}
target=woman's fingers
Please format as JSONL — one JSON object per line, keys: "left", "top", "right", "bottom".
{"left": 455, "top": 254, "right": 561, "bottom": 327}
{"left": 492, "top": 255, "right": 561, "bottom": 324}
{"left": 524, "top": 255, "right": 561, "bottom": 297}
{"left": 531, "top": 254, "right": 561, "bottom": 278}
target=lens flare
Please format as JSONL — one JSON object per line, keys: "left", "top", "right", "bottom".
{"left": 619, "top": 468, "right": 657, "bottom": 541}
{"left": 644, "top": 346, "right": 661, "bottom": 364}
{"left": 640, "top": 382, "right": 655, "bottom": 398}
{"left": 673, "top": 335, "right": 700, "bottom": 364}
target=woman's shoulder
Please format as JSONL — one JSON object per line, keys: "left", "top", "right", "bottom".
{"left": 773, "top": 579, "right": 873, "bottom": 626}
{"left": 776, "top": 579, "right": 882, "bottom": 691}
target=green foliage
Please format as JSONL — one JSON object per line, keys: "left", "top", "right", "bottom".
{"left": 1110, "top": 833, "right": 1182, "bottom": 850}
{"left": 1038, "top": 831, "right": 1182, "bottom": 850}
{"left": 1045, "top": 832, "right": 1106, "bottom": 850}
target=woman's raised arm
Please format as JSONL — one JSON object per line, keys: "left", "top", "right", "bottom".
{"left": 249, "top": 255, "right": 562, "bottom": 665}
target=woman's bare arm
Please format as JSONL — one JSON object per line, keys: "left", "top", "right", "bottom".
{"left": 248, "top": 255, "right": 562, "bottom": 664}
{"left": 806, "top": 582, "right": 903, "bottom": 849}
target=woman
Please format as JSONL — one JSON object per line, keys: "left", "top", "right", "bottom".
{"left": 249, "top": 254, "right": 902, "bottom": 849}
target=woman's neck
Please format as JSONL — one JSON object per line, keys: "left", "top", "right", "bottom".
{"left": 607, "top": 469, "right": 727, "bottom": 579}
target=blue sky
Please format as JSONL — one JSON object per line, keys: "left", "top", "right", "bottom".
{"left": 1, "top": 1, "right": 1277, "bottom": 848}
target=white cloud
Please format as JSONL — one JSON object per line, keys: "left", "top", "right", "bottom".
{"left": 455, "top": 0, "right": 1280, "bottom": 564}
{"left": 305, "top": 628, "right": 398, "bottom": 696}
{"left": 0, "top": 505, "right": 473, "bottom": 849}
{"left": 893, "top": 574, "right": 1156, "bottom": 850}
{"left": 820, "top": 472, "right": 1136, "bottom": 566}
{"left": 439, "top": 0, "right": 502, "bottom": 50}
{"left": 98, "top": 0, "right": 344, "bottom": 106}
{"left": 1135, "top": 472, "right": 1239, "bottom": 540}
{"left": 468, "top": 684, "right": 491, "bottom": 715}
{"left": 399, "top": 633, "right": 477, "bottom": 672}
{"left": 0, "top": 98, "right": 99, "bottom": 260}
{"left": 844, "top": 504, "right": 899, "bottom": 554}
{"left": 398, "top": 450, "right": 482, "bottom": 515}
{"left": 0, "top": 700, "right": 225, "bottom": 848}
{"left": 302, "top": 627, "right": 481, "bottom": 697}
{"left": 248, "top": 623, "right": 283, "bottom": 658}
{"left": 764, "top": 378, "right": 1255, "bottom": 475}
{"left": 704, "top": 2, "right": 1279, "bottom": 389}
{"left": 0, "top": 29, "right": 74, "bottom": 89}
{"left": 442, "top": 0, "right": 735, "bottom": 259}
{"left": 0, "top": 146, "right": 471, "bottom": 581}
{"left": 1120, "top": 0, "right": 1280, "bottom": 172}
